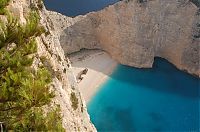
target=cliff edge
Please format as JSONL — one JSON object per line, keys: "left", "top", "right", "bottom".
{"left": 7, "top": 0, "right": 96, "bottom": 131}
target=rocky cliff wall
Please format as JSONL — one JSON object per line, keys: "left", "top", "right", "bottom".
{"left": 7, "top": 0, "right": 96, "bottom": 131}
{"left": 53, "top": 0, "right": 199, "bottom": 77}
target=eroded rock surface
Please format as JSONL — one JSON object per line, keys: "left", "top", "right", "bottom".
{"left": 51, "top": 0, "right": 199, "bottom": 76}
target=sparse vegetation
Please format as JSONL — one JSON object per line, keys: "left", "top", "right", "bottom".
{"left": 0, "top": 2, "right": 64, "bottom": 131}
{"left": 37, "top": 0, "right": 44, "bottom": 9}
{"left": 0, "top": 0, "right": 10, "bottom": 15}
{"left": 70, "top": 92, "right": 79, "bottom": 110}
{"left": 192, "top": 20, "right": 200, "bottom": 39}
{"left": 81, "top": 104, "right": 84, "bottom": 113}
{"left": 193, "top": 30, "right": 200, "bottom": 39}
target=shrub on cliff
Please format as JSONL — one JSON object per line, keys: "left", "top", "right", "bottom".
{"left": 0, "top": 9, "right": 64, "bottom": 132}
{"left": 70, "top": 92, "right": 79, "bottom": 110}
{"left": 0, "top": 0, "right": 10, "bottom": 15}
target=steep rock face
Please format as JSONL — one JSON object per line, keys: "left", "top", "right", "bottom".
{"left": 55, "top": 0, "right": 199, "bottom": 76}
{"left": 8, "top": 0, "right": 96, "bottom": 131}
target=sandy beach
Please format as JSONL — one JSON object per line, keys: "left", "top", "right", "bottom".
{"left": 69, "top": 50, "right": 118, "bottom": 103}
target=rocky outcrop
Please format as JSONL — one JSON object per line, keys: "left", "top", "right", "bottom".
{"left": 7, "top": 0, "right": 96, "bottom": 131}
{"left": 52, "top": 0, "right": 199, "bottom": 77}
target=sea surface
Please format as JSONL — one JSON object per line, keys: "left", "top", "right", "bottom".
{"left": 88, "top": 58, "right": 200, "bottom": 131}
{"left": 44, "top": 0, "right": 119, "bottom": 17}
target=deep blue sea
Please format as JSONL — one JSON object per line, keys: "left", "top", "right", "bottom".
{"left": 44, "top": 0, "right": 119, "bottom": 17}
{"left": 88, "top": 58, "right": 200, "bottom": 132}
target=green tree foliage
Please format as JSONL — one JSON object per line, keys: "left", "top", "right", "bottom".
{"left": 0, "top": 9, "right": 64, "bottom": 132}
{"left": 0, "top": 0, "right": 10, "bottom": 15}
{"left": 12, "top": 106, "right": 64, "bottom": 131}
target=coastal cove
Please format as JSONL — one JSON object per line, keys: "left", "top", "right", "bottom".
{"left": 43, "top": 0, "right": 200, "bottom": 131}
{"left": 88, "top": 57, "right": 200, "bottom": 131}
{"left": 68, "top": 50, "right": 199, "bottom": 131}
{"left": 1, "top": 0, "right": 199, "bottom": 131}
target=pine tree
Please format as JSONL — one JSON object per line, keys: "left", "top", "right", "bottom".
{"left": 0, "top": 5, "right": 65, "bottom": 132}
{"left": 0, "top": 0, "right": 10, "bottom": 15}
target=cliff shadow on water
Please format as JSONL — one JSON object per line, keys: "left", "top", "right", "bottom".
{"left": 109, "top": 57, "right": 200, "bottom": 99}
{"left": 87, "top": 57, "right": 200, "bottom": 131}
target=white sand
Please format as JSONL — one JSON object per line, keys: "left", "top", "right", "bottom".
{"left": 69, "top": 50, "right": 117, "bottom": 103}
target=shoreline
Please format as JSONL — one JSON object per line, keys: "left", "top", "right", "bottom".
{"left": 69, "top": 50, "right": 118, "bottom": 103}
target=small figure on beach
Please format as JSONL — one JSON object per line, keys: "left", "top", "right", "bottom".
{"left": 77, "top": 68, "right": 88, "bottom": 83}
{"left": 82, "top": 68, "right": 88, "bottom": 75}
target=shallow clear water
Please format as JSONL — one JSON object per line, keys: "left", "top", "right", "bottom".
{"left": 44, "top": 0, "right": 119, "bottom": 17}
{"left": 88, "top": 58, "right": 200, "bottom": 131}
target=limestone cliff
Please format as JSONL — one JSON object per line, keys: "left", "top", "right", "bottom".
{"left": 7, "top": 0, "right": 96, "bottom": 131}
{"left": 52, "top": 0, "right": 199, "bottom": 77}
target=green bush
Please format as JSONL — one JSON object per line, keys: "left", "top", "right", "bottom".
{"left": 70, "top": 92, "right": 78, "bottom": 110}
{"left": 0, "top": 0, "right": 10, "bottom": 15}
{"left": 12, "top": 106, "right": 64, "bottom": 131}
{"left": 0, "top": 0, "right": 10, "bottom": 7}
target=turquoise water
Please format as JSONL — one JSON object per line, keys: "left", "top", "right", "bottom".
{"left": 88, "top": 58, "right": 200, "bottom": 131}
{"left": 44, "top": 0, "right": 119, "bottom": 17}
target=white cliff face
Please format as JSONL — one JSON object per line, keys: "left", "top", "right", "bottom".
{"left": 52, "top": 0, "right": 199, "bottom": 77}
{"left": 7, "top": 0, "right": 96, "bottom": 131}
